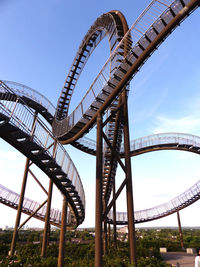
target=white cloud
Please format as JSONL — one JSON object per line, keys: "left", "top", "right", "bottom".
{"left": 152, "top": 115, "right": 200, "bottom": 134}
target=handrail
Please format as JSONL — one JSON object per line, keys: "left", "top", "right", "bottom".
{"left": 0, "top": 184, "right": 70, "bottom": 226}
{"left": 74, "top": 132, "right": 200, "bottom": 156}
{"left": 3, "top": 80, "right": 55, "bottom": 116}
{"left": 108, "top": 179, "right": 200, "bottom": 224}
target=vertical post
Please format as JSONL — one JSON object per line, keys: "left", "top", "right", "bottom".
{"left": 58, "top": 195, "right": 68, "bottom": 267}
{"left": 41, "top": 179, "right": 53, "bottom": 257}
{"left": 177, "top": 211, "right": 184, "bottom": 249}
{"left": 95, "top": 112, "right": 103, "bottom": 267}
{"left": 122, "top": 90, "right": 137, "bottom": 266}
{"left": 103, "top": 215, "right": 108, "bottom": 255}
{"left": 103, "top": 199, "right": 108, "bottom": 255}
{"left": 113, "top": 178, "right": 117, "bottom": 248}
{"left": 9, "top": 158, "right": 30, "bottom": 256}
{"left": 10, "top": 111, "right": 38, "bottom": 256}
{"left": 108, "top": 222, "right": 111, "bottom": 245}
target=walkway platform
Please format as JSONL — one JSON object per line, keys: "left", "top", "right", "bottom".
{"left": 161, "top": 252, "right": 196, "bottom": 266}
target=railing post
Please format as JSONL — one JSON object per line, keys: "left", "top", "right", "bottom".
{"left": 95, "top": 112, "right": 103, "bottom": 267}
{"left": 58, "top": 195, "right": 68, "bottom": 267}
{"left": 41, "top": 179, "right": 53, "bottom": 257}
{"left": 122, "top": 89, "right": 137, "bottom": 266}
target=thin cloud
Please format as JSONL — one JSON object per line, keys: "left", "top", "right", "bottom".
{"left": 152, "top": 115, "right": 200, "bottom": 134}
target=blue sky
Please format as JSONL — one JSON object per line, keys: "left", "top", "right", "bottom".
{"left": 0, "top": 0, "right": 200, "bottom": 229}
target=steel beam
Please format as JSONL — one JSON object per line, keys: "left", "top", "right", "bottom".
{"left": 58, "top": 195, "right": 68, "bottom": 267}
{"left": 103, "top": 215, "right": 108, "bottom": 255}
{"left": 177, "top": 211, "right": 184, "bottom": 249}
{"left": 113, "top": 177, "right": 117, "bottom": 248}
{"left": 103, "top": 176, "right": 127, "bottom": 219}
{"left": 122, "top": 90, "right": 137, "bottom": 266}
{"left": 41, "top": 179, "right": 53, "bottom": 257}
{"left": 10, "top": 112, "right": 38, "bottom": 256}
{"left": 29, "top": 169, "right": 48, "bottom": 195}
{"left": 95, "top": 112, "right": 103, "bottom": 267}
{"left": 108, "top": 222, "right": 111, "bottom": 245}
{"left": 19, "top": 199, "right": 48, "bottom": 229}
{"left": 9, "top": 157, "right": 30, "bottom": 256}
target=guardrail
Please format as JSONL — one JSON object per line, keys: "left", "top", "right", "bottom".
{"left": 0, "top": 184, "right": 70, "bottom": 226}
{"left": 108, "top": 179, "right": 200, "bottom": 224}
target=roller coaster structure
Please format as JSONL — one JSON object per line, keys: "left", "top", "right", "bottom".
{"left": 0, "top": 0, "right": 200, "bottom": 266}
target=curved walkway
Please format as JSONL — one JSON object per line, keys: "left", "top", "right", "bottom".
{"left": 109, "top": 179, "right": 200, "bottom": 224}
{"left": 0, "top": 80, "right": 85, "bottom": 228}
{"left": 52, "top": 0, "right": 200, "bottom": 143}
{"left": 0, "top": 184, "right": 66, "bottom": 228}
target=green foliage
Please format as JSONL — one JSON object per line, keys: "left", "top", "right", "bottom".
{"left": 137, "top": 256, "right": 167, "bottom": 267}
{"left": 1, "top": 227, "right": 200, "bottom": 266}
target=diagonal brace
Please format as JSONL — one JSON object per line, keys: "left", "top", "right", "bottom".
{"left": 19, "top": 199, "right": 48, "bottom": 229}
{"left": 103, "top": 176, "right": 127, "bottom": 220}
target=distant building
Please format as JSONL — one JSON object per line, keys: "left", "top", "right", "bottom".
{"left": 117, "top": 226, "right": 128, "bottom": 234}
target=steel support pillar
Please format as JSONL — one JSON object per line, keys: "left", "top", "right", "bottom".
{"left": 95, "top": 112, "right": 103, "bottom": 267}
{"left": 103, "top": 217, "right": 108, "bottom": 255}
{"left": 113, "top": 178, "right": 117, "bottom": 248}
{"left": 177, "top": 211, "right": 184, "bottom": 249}
{"left": 41, "top": 179, "right": 53, "bottom": 257}
{"left": 122, "top": 90, "right": 137, "bottom": 266}
{"left": 10, "top": 112, "right": 38, "bottom": 256}
{"left": 9, "top": 157, "right": 30, "bottom": 256}
{"left": 108, "top": 223, "right": 111, "bottom": 245}
{"left": 58, "top": 195, "right": 68, "bottom": 267}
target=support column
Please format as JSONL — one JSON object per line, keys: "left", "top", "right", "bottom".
{"left": 122, "top": 90, "right": 137, "bottom": 266}
{"left": 41, "top": 179, "right": 53, "bottom": 257}
{"left": 103, "top": 218, "right": 108, "bottom": 255}
{"left": 58, "top": 195, "right": 68, "bottom": 267}
{"left": 95, "top": 112, "right": 103, "bottom": 267}
{"left": 108, "top": 223, "right": 111, "bottom": 246}
{"left": 10, "top": 112, "right": 38, "bottom": 256}
{"left": 177, "top": 211, "right": 184, "bottom": 249}
{"left": 113, "top": 178, "right": 117, "bottom": 248}
{"left": 10, "top": 158, "right": 30, "bottom": 256}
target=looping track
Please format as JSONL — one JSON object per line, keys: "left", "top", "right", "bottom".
{"left": 53, "top": 10, "right": 130, "bottom": 142}
{"left": 53, "top": 0, "right": 200, "bottom": 144}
